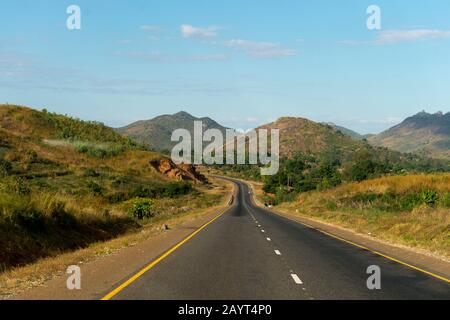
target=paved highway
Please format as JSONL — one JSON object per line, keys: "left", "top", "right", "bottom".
{"left": 105, "top": 179, "right": 450, "bottom": 300}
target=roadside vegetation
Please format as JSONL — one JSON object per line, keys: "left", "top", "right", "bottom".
{"left": 274, "top": 174, "right": 450, "bottom": 257}
{"left": 211, "top": 127, "right": 450, "bottom": 257}
{"left": 0, "top": 105, "right": 224, "bottom": 272}
{"left": 262, "top": 149, "right": 449, "bottom": 205}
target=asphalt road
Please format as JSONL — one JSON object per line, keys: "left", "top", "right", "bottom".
{"left": 107, "top": 179, "right": 450, "bottom": 300}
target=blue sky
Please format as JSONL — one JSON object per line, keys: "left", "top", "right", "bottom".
{"left": 1, "top": 0, "right": 450, "bottom": 134}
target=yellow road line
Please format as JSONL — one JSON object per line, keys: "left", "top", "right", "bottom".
{"left": 267, "top": 209, "right": 450, "bottom": 284}
{"left": 101, "top": 207, "right": 230, "bottom": 300}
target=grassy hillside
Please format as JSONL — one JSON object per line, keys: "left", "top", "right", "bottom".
{"left": 117, "top": 111, "right": 229, "bottom": 152}
{"left": 257, "top": 116, "right": 438, "bottom": 165}
{"left": 324, "top": 122, "right": 364, "bottom": 140}
{"left": 259, "top": 117, "right": 364, "bottom": 159}
{"left": 275, "top": 174, "right": 450, "bottom": 257}
{"left": 0, "top": 105, "right": 222, "bottom": 272}
{"left": 369, "top": 111, "right": 450, "bottom": 159}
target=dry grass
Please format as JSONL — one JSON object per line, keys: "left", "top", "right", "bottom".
{"left": 329, "top": 174, "right": 450, "bottom": 195}
{"left": 276, "top": 174, "right": 450, "bottom": 258}
{"left": 0, "top": 176, "right": 233, "bottom": 298}
{"left": 0, "top": 105, "right": 220, "bottom": 272}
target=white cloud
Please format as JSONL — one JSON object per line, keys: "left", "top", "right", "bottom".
{"left": 375, "top": 29, "right": 450, "bottom": 44}
{"left": 249, "top": 48, "right": 297, "bottom": 59}
{"left": 225, "top": 39, "right": 278, "bottom": 50}
{"left": 116, "top": 51, "right": 230, "bottom": 63}
{"left": 340, "top": 29, "right": 450, "bottom": 45}
{"left": 225, "top": 39, "right": 297, "bottom": 59}
{"left": 181, "top": 24, "right": 221, "bottom": 39}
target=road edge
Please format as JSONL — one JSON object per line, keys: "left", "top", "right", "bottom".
{"left": 226, "top": 176, "right": 450, "bottom": 283}
{"left": 100, "top": 180, "right": 238, "bottom": 300}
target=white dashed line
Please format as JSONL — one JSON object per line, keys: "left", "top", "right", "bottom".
{"left": 291, "top": 274, "right": 303, "bottom": 284}
{"left": 274, "top": 250, "right": 281, "bottom": 255}
{"left": 266, "top": 237, "right": 271, "bottom": 241}
{"left": 261, "top": 230, "right": 265, "bottom": 233}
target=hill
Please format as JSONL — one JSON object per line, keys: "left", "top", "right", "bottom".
{"left": 368, "top": 111, "right": 450, "bottom": 159}
{"left": 117, "top": 111, "right": 229, "bottom": 152}
{"left": 220, "top": 115, "right": 449, "bottom": 193}
{"left": 0, "top": 105, "right": 221, "bottom": 272}
{"left": 257, "top": 117, "right": 405, "bottom": 164}
{"left": 324, "top": 122, "right": 364, "bottom": 140}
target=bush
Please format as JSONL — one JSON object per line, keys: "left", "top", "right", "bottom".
{"left": 420, "top": 189, "right": 439, "bottom": 206}
{"left": 399, "top": 193, "right": 422, "bottom": 211}
{"left": 87, "top": 181, "right": 103, "bottom": 196}
{"left": 128, "top": 199, "right": 154, "bottom": 220}
{"left": 129, "top": 182, "right": 193, "bottom": 199}
{"left": 163, "top": 182, "right": 193, "bottom": 197}
{"left": 75, "top": 142, "right": 125, "bottom": 159}
{"left": 0, "top": 158, "right": 12, "bottom": 176}
{"left": 8, "top": 208, "right": 46, "bottom": 233}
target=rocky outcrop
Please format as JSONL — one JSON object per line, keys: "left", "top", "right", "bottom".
{"left": 150, "top": 158, "right": 208, "bottom": 184}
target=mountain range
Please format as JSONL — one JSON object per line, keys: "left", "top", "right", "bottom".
{"left": 368, "top": 111, "right": 450, "bottom": 159}
{"left": 117, "top": 110, "right": 449, "bottom": 160}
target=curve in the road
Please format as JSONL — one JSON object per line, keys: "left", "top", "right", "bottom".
{"left": 101, "top": 178, "right": 450, "bottom": 300}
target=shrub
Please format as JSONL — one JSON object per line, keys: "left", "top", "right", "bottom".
{"left": 163, "top": 182, "right": 193, "bottom": 198}
{"left": 399, "top": 193, "right": 422, "bottom": 211}
{"left": 129, "top": 182, "right": 193, "bottom": 199}
{"left": 75, "top": 142, "right": 125, "bottom": 158}
{"left": 129, "top": 185, "right": 162, "bottom": 198}
{"left": 0, "top": 158, "right": 12, "bottom": 176}
{"left": 420, "top": 189, "right": 439, "bottom": 206}
{"left": 128, "top": 199, "right": 154, "bottom": 220}
{"left": 87, "top": 181, "right": 103, "bottom": 196}
{"left": 9, "top": 208, "right": 46, "bottom": 233}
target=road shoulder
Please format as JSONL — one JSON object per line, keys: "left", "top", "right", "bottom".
{"left": 243, "top": 179, "right": 450, "bottom": 282}
{"left": 7, "top": 180, "right": 235, "bottom": 300}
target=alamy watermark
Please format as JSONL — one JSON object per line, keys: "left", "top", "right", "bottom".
{"left": 367, "top": 5, "right": 381, "bottom": 30}
{"left": 366, "top": 265, "right": 381, "bottom": 290}
{"left": 171, "top": 121, "right": 279, "bottom": 176}
{"left": 66, "top": 265, "right": 81, "bottom": 290}
{"left": 66, "top": 5, "right": 81, "bottom": 30}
